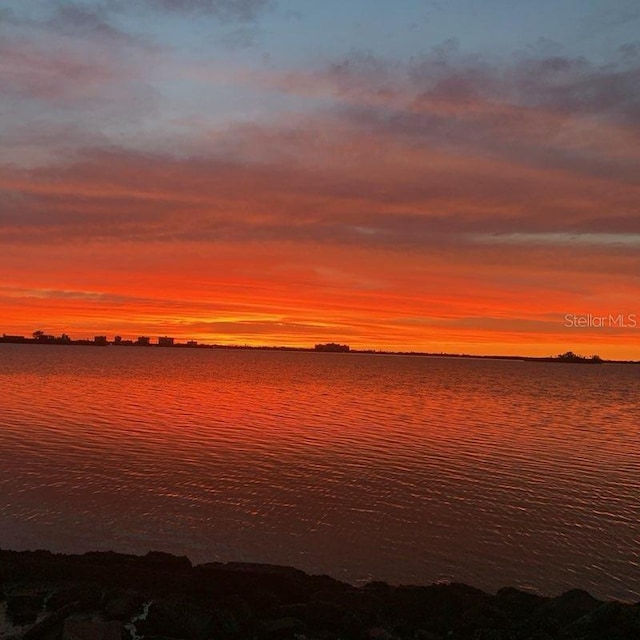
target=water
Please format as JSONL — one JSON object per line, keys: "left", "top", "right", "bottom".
{"left": 0, "top": 344, "right": 638, "bottom": 601}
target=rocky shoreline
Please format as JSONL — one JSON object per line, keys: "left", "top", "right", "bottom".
{"left": 1, "top": 549, "right": 638, "bottom": 640}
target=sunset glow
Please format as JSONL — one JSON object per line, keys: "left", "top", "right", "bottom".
{"left": 2, "top": 1, "right": 639, "bottom": 358}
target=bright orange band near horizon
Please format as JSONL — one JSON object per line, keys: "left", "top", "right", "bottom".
{"left": 1, "top": 234, "right": 638, "bottom": 359}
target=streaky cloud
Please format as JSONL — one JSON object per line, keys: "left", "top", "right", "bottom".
{"left": 143, "top": 0, "right": 273, "bottom": 21}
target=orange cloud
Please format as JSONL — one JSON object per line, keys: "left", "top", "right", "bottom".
{"left": 1, "top": 235, "right": 638, "bottom": 359}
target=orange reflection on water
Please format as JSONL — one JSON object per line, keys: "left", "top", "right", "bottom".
{"left": 1, "top": 345, "right": 639, "bottom": 601}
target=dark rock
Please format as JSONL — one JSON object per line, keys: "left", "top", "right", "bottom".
{"left": 341, "top": 609, "right": 366, "bottom": 638}
{"left": 247, "top": 590, "right": 282, "bottom": 613}
{"left": 23, "top": 601, "right": 84, "bottom": 640}
{"left": 415, "top": 631, "right": 443, "bottom": 640}
{"left": 561, "top": 600, "right": 639, "bottom": 639}
{"left": 62, "top": 618, "right": 124, "bottom": 640}
{"left": 311, "top": 586, "right": 379, "bottom": 613}
{"left": 457, "top": 601, "right": 509, "bottom": 635}
{"left": 137, "top": 598, "right": 192, "bottom": 638}
{"left": 144, "top": 551, "right": 192, "bottom": 572}
{"left": 215, "top": 594, "right": 255, "bottom": 629}
{"left": 633, "top": 604, "right": 640, "bottom": 632}
{"left": 272, "top": 602, "right": 309, "bottom": 620}
{"left": 4, "top": 549, "right": 636, "bottom": 640}
{"left": 6, "top": 593, "right": 45, "bottom": 625}
{"left": 377, "top": 583, "right": 488, "bottom": 633}
{"left": 47, "top": 583, "right": 103, "bottom": 611}
{"left": 364, "top": 581, "right": 393, "bottom": 594}
{"left": 182, "top": 607, "right": 221, "bottom": 639}
{"left": 308, "top": 573, "right": 350, "bottom": 593}
{"left": 193, "top": 563, "right": 308, "bottom": 605}
{"left": 260, "top": 616, "right": 305, "bottom": 640}
{"left": 470, "top": 631, "right": 506, "bottom": 640}
{"left": 365, "top": 626, "right": 398, "bottom": 640}
{"left": 535, "top": 589, "right": 600, "bottom": 627}
{"left": 303, "top": 599, "right": 348, "bottom": 630}
{"left": 102, "top": 588, "right": 145, "bottom": 620}
{"left": 275, "top": 600, "right": 366, "bottom": 637}
{"left": 495, "top": 587, "right": 548, "bottom": 619}
{"left": 470, "top": 629, "right": 513, "bottom": 640}
{"left": 210, "top": 606, "right": 241, "bottom": 635}
{"left": 138, "top": 598, "right": 233, "bottom": 639}
{"left": 225, "top": 563, "right": 307, "bottom": 577}
{"left": 523, "top": 632, "right": 554, "bottom": 640}
{"left": 518, "top": 613, "right": 560, "bottom": 638}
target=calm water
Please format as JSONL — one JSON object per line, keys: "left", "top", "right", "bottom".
{"left": 0, "top": 344, "right": 639, "bottom": 601}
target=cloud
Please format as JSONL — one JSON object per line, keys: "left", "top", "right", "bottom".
{"left": 0, "top": 39, "right": 124, "bottom": 104}
{"left": 509, "top": 54, "right": 640, "bottom": 124}
{"left": 580, "top": 0, "right": 640, "bottom": 34}
{"left": 0, "top": 130, "right": 638, "bottom": 267}
{"left": 1, "top": 36, "right": 638, "bottom": 265}
{"left": 0, "top": 286, "right": 125, "bottom": 302}
{"left": 143, "top": 0, "right": 273, "bottom": 21}
{"left": 0, "top": 9, "right": 162, "bottom": 111}
{"left": 272, "top": 42, "right": 640, "bottom": 182}
{"left": 178, "top": 319, "right": 355, "bottom": 337}
{"left": 45, "top": 2, "right": 136, "bottom": 43}
{"left": 0, "top": 28, "right": 161, "bottom": 169}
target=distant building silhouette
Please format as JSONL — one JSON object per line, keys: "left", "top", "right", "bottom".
{"left": 33, "top": 330, "right": 55, "bottom": 343}
{"left": 1, "top": 334, "right": 27, "bottom": 343}
{"left": 94, "top": 336, "right": 108, "bottom": 346}
{"left": 158, "top": 336, "right": 175, "bottom": 347}
{"left": 114, "top": 335, "right": 122, "bottom": 345}
{"left": 314, "top": 342, "right": 350, "bottom": 352}
{"left": 555, "top": 351, "right": 603, "bottom": 364}
{"left": 136, "top": 336, "right": 151, "bottom": 346}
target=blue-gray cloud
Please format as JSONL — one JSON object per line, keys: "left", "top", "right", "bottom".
{"left": 46, "top": 2, "right": 130, "bottom": 40}
{"left": 143, "top": 0, "right": 273, "bottom": 21}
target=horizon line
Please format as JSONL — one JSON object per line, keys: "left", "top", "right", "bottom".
{"left": 1, "top": 332, "right": 638, "bottom": 364}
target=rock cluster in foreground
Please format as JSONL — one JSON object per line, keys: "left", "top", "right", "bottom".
{"left": 0, "top": 549, "right": 638, "bottom": 640}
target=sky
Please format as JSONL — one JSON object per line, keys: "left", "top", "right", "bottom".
{"left": 1, "top": 0, "right": 639, "bottom": 357}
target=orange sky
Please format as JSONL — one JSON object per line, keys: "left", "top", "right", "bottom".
{"left": 1, "top": 2, "right": 639, "bottom": 359}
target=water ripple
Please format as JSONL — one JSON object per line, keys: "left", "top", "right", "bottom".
{"left": 0, "top": 345, "right": 639, "bottom": 601}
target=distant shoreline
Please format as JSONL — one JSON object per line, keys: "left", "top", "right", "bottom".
{"left": 1, "top": 336, "right": 638, "bottom": 364}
